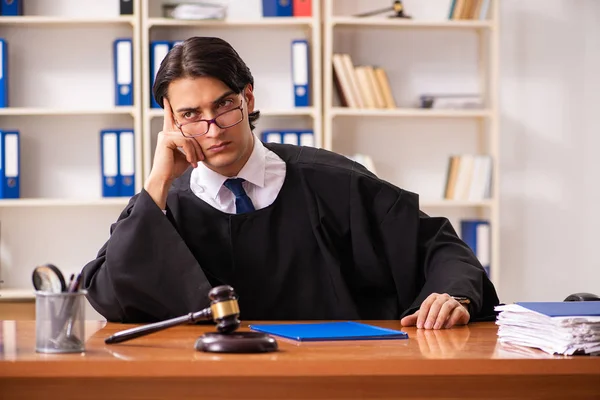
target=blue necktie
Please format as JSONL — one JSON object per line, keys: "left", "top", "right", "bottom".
{"left": 223, "top": 178, "right": 255, "bottom": 214}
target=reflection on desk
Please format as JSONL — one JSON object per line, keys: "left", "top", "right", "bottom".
{"left": 1, "top": 320, "right": 599, "bottom": 400}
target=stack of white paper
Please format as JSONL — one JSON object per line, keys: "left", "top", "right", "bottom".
{"left": 495, "top": 302, "right": 600, "bottom": 356}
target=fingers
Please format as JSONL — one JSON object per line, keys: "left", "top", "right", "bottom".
{"left": 416, "top": 293, "right": 470, "bottom": 330}
{"left": 444, "top": 306, "right": 470, "bottom": 329}
{"left": 177, "top": 138, "right": 202, "bottom": 167}
{"left": 189, "top": 137, "right": 205, "bottom": 163}
{"left": 163, "top": 97, "right": 177, "bottom": 132}
{"left": 430, "top": 296, "right": 458, "bottom": 330}
{"left": 161, "top": 98, "right": 205, "bottom": 167}
{"left": 160, "top": 130, "right": 204, "bottom": 167}
{"left": 416, "top": 293, "right": 439, "bottom": 329}
{"left": 400, "top": 310, "right": 419, "bottom": 327}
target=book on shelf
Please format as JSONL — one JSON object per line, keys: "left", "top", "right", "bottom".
{"left": 0, "top": 38, "right": 7, "bottom": 108}
{"left": 460, "top": 219, "right": 490, "bottom": 276}
{"left": 100, "top": 129, "right": 135, "bottom": 198}
{"left": 448, "top": 0, "right": 491, "bottom": 21}
{"left": 419, "top": 94, "right": 483, "bottom": 110}
{"left": 1, "top": 0, "right": 22, "bottom": 16}
{"left": 261, "top": 130, "right": 314, "bottom": 147}
{"left": 332, "top": 53, "right": 396, "bottom": 109}
{"left": 443, "top": 154, "right": 492, "bottom": 201}
{"left": 262, "top": 0, "right": 312, "bottom": 17}
{"left": 0, "top": 130, "right": 20, "bottom": 199}
{"left": 162, "top": 2, "right": 228, "bottom": 20}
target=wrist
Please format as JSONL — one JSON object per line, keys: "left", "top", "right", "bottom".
{"left": 451, "top": 296, "right": 472, "bottom": 314}
{"left": 144, "top": 175, "right": 172, "bottom": 209}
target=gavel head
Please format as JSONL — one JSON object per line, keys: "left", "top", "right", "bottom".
{"left": 208, "top": 285, "right": 241, "bottom": 334}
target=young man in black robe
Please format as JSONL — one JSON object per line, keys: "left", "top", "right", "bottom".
{"left": 82, "top": 37, "right": 500, "bottom": 330}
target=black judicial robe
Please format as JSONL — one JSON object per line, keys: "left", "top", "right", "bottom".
{"left": 81, "top": 143, "right": 500, "bottom": 323}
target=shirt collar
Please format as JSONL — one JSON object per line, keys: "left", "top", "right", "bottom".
{"left": 191, "top": 134, "right": 266, "bottom": 200}
{"left": 236, "top": 134, "right": 266, "bottom": 189}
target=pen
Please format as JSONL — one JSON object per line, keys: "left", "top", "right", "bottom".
{"left": 68, "top": 273, "right": 81, "bottom": 293}
{"left": 66, "top": 274, "right": 75, "bottom": 292}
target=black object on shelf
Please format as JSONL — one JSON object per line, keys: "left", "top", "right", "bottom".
{"left": 120, "top": 0, "right": 134, "bottom": 15}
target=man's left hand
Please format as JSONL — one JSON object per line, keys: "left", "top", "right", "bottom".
{"left": 400, "top": 293, "right": 470, "bottom": 329}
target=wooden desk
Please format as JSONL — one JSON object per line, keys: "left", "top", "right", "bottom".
{"left": 0, "top": 320, "right": 599, "bottom": 399}
{"left": 0, "top": 289, "right": 35, "bottom": 320}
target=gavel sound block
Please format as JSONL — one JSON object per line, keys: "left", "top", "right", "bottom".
{"left": 104, "top": 285, "right": 278, "bottom": 353}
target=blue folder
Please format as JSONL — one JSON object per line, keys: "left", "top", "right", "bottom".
{"left": 516, "top": 302, "right": 600, "bottom": 317}
{"left": 114, "top": 38, "right": 134, "bottom": 106}
{"left": 262, "top": 0, "right": 293, "bottom": 17}
{"left": 249, "top": 321, "right": 408, "bottom": 342}
{"left": 0, "top": 38, "right": 8, "bottom": 108}
{"left": 1, "top": 0, "right": 22, "bottom": 16}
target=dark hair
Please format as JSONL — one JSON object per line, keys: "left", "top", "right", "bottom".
{"left": 153, "top": 36, "right": 260, "bottom": 130}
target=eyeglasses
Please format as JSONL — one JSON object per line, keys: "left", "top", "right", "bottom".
{"left": 175, "top": 104, "right": 245, "bottom": 138}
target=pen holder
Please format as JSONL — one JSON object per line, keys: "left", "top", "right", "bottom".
{"left": 35, "top": 290, "right": 86, "bottom": 354}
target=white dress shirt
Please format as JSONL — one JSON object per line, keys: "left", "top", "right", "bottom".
{"left": 189, "top": 134, "right": 286, "bottom": 213}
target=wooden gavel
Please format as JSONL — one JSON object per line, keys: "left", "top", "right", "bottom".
{"left": 105, "top": 285, "right": 240, "bottom": 344}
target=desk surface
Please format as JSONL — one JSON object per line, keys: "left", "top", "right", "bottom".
{"left": 1, "top": 320, "right": 599, "bottom": 399}
{"left": 0, "top": 289, "right": 35, "bottom": 302}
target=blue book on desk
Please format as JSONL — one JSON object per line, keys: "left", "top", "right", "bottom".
{"left": 516, "top": 302, "right": 600, "bottom": 317}
{"left": 249, "top": 321, "right": 408, "bottom": 342}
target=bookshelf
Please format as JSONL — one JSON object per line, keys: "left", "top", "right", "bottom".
{"left": 322, "top": 0, "right": 501, "bottom": 289}
{"left": 0, "top": 0, "right": 143, "bottom": 302}
{"left": 0, "top": 16, "right": 135, "bottom": 25}
{"left": 0, "top": 0, "right": 501, "bottom": 306}
{"left": 140, "top": 0, "right": 322, "bottom": 179}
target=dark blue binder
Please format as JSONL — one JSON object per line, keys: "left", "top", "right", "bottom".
{"left": 291, "top": 39, "right": 309, "bottom": 107}
{"left": 460, "top": 219, "right": 490, "bottom": 276}
{"left": 0, "top": 130, "right": 19, "bottom": 198}
{"left": 150, "top": 41, "right": 172, "bottom": 108}
{"left": 100, "top": 130, "right": 120, "bottom": 197}
{"left": 1, "top": 0, "right": 22, "bottom": 16}
{"left": 114, "top": 38, "right": 133, "bottom": 106}
{"left": 516, "top": 302, "right": 600, "bottom": 317}
{"left": 261, "top": 130, "right": 282, "bottom": 144}
{"left": 118, "top": 129, "right": 135, "bottom": 196}
{"left": 262, "top": 0, "right": 293, "bottom": 17}
{"left": 249, "top": 321, "right": 408, "bottom": 342}
{"left": 0, "top": 38, "right": 7, "bottom": 108}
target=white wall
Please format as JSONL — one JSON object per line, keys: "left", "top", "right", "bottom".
{"left": 499, "top": 0, "right": 600, "bottom": 302}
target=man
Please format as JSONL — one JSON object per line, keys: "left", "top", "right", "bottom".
{"left": 82, "top": 37, "right": 499, "bottom": 330}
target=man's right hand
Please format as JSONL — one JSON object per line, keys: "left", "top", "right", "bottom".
{"left": 144, "top": 97, "right": 205, "bottom": 209}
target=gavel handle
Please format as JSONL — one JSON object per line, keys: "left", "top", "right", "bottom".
{"left": 354, "top": 6, "right": 392, "bottom": 17}
{"left": 105, "top": 308, "right": 212, "bottom": 344}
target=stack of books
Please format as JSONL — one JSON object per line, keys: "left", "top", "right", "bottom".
{"left": 444, "top": 154, "right": 493, "bottom": 201}
{"left": 331, "top": 53, "right": 396, "bottom": 109}
{"left": 495, "top": 302, "right": 600, "bottom": 356}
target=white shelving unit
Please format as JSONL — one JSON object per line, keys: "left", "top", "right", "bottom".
{"left": 0, "top": 0, "right": 143, "bottom": 295}
{"left": 0, "top": 16, "right": 135, "bottom": 25}
{"left": 0, "top": 107, "right": 136, "bottom": 116}
{"left": 322, "top": 0, "right": 501, "bottom": 289}
{"left": 140, "top": 0, "right": 322, "bottom": 179}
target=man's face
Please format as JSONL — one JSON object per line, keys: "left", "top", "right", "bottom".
{"left": 168, "top": 76, "right": 255, "bottom": 177}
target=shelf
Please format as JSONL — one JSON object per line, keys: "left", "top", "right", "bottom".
{"left": 259, "top": 107, "right": 316, "bottom": 117}
{"left": 0, "top": 289, "right": 35, "bottom": 301}
{"left": 420, "top": 200, "right": 493, "bottom": 208}
{"left": 0, "top": 107, "right": 135, "bottom": 116}
{"left": 330, "top": 17, "right": 492, "bottom": 29}
{"left": 0, "top": 16, "right": 135, "bottom": 26}
{"left": 147, "top": 107, "right": 316, "bottom": 118}
{"left": 331, "top": 108, "right": 491, "bottom": 118}
{"left": 0, "top": 198, "right": 131, "bottom": 208}
{"left": 148, "top": 17, "right": 313, "bottom": 28}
